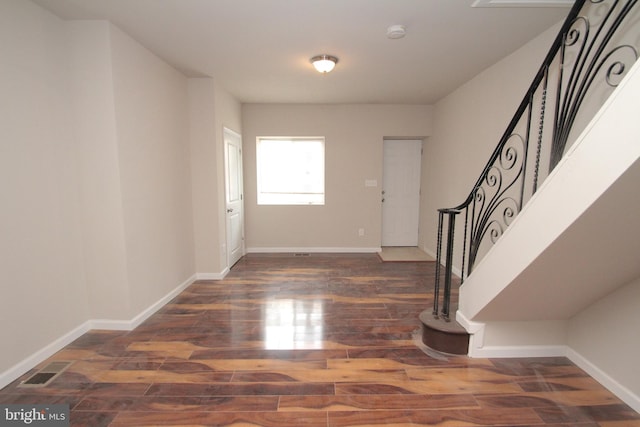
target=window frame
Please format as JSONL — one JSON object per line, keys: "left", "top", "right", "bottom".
{"left": 256, "top": 136, "right": 325, "bottom": 206}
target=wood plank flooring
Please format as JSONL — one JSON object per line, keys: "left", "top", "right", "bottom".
{"left": 1, "top": 253, "right": 638, "bottom": 426}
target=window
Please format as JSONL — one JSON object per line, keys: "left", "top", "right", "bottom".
{"left": 256, "top": 137, "right": 325, "bottom": 205}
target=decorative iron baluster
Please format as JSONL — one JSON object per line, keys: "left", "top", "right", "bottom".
{"left": 533, "top": 66, "right": 549, "bottom": 194}
{"left": 432, "top": 210, "right": 444, "bottom": 317}
{"left": 441, "top": 209, "right": 458, "bottom": 321}
{"left": 460, "top": 207, "right": 470, "bottom": 283}
{"left": 551, "top": 0, "right": 639, "bottom": 171}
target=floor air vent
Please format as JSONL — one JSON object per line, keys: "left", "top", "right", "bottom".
{"left": 19, "top": 361, "right": 72, "bottom": 388}
{"left": 293, "top": 253, "right": 310, "bottom": 257}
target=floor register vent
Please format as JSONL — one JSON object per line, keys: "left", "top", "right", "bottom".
{"left": 18, "top": 361, "right": 73, "bottom": 388}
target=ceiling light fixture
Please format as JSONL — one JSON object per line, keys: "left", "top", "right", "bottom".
{"left": 310, "top": 55, "right": 338, "bottom": 73}
{"left": 387, "top": 25, "right": 406, "bottom": 39}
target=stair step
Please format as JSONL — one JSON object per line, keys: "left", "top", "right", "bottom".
{"left": 419, "top": 309, "right": 469, "bottom": 355}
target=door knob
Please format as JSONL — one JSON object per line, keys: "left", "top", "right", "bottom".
{"left": 227, "top": 208, "right": 234, "bottom": 213}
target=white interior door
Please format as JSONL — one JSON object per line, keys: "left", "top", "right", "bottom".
{"left": 382, "top": 139, "right": 422, "bottom": 246}
{"left": 224, "top": 128, "right": 244, "bottom": 267}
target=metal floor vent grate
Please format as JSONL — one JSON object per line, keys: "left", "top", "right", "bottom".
{"left": 19, "top": 361, "right": 72, "bottom": 388}
{"left": 293, "top": 253, "right": 310, "bottom": 257}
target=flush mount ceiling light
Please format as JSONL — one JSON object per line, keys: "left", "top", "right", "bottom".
{"left": 387, "top": 25, "right": 406, "bottom": 39}
{"left": 310, "top": 55, "right": 338, "bottom": 73}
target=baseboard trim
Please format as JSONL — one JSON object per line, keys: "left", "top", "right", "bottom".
{"left": 457, "top": 312, "right": 566, "bottom": 358}
{"left": 125, "top": 273, "right": 197, "bottom": 331}
{"left": 0, "top": 321, "right": 92, "bottom": 390}
{"left": 196, "top": 269, "right": 229, "bottom": 281}
{"left": 456, "top": 312, "right": 639, "bottom": 410}
{"left": 422, "top": 246, "right": 437, "bottom": 260}
{"left": 469, "top": 344, "right": 568, "bottom": 358}
{"left": 566, "top": 348, "right": 640, "bottom": 413}
{"left": 89, "top": 319, "right": 133, "bottom": 331}
{"left": 0, "top": 273, "right": 197, "bottom": 390}
{"left": 464, "top": 341, "right": 639, "bottom": 411}
{"left": 246, "top": 247, "right": 381, "bottom": 254}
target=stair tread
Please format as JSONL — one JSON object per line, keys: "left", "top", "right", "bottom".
{"left": 419, "top": 309, "right": 468, "bottom": 334}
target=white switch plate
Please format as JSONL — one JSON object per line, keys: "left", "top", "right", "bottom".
{"left": 365, "top": 179, "right": 377, "bottom": 187}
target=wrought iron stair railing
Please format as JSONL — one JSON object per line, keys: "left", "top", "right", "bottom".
{"left": 433, "top": 0, "right": 639, "bottom": 321}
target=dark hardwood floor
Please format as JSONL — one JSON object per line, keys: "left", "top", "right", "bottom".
{"left": 1, "top": 253, "right": 638, "bottom": 426}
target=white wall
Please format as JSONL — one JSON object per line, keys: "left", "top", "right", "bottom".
{"left": 0, "top": 0, "right": 89, "bottom": 373}
{"left": 419, "top": 23, "right": 561, "bottom": 258}
{"left": 242, "top": 104, "right": 432, "bottom": 251}
{"left": 569, "top": 276, "right": 640, "bottom": 410}
{"left": 189, "top": 78, "right": 242, "bottom": 276}
{"left": 68, "top": 21, "right": 131, "bottom": 320}
{"left": 70, "top": 21, "right": 198, "bottom": 320}
{"left": 109, "top": 25, "right": 195, "bottom": 315}
{"left": 189, "top": 79, "right": 219, "bottom": 275}
{"left": 0, "top": 1, "right": 217, "bottom": 387}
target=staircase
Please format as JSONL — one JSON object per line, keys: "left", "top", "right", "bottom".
{"left": 421, "top": 0, "right": 639, "bottom": 355}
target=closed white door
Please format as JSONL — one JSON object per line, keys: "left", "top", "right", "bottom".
{"left": 382, "top": 139, "right": 422, "bottom": 246}
{"left": 224, "top": 128, "right": 244, "bottom": 267}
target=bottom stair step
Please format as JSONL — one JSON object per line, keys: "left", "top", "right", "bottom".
{"left": 419, "top": 309, "right": 470, "bottom": 355}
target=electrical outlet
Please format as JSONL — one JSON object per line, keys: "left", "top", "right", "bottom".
{"left": 358, "top": 228, "right": 365, "bottom": 237}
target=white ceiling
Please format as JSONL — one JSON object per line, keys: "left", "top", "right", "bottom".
{"left": 32, "top": 0, "right": 571, "bottom": 104}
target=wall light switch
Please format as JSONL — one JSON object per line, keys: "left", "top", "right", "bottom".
{"left": 365, "top": 179, "right": 377, "bottom": 187}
